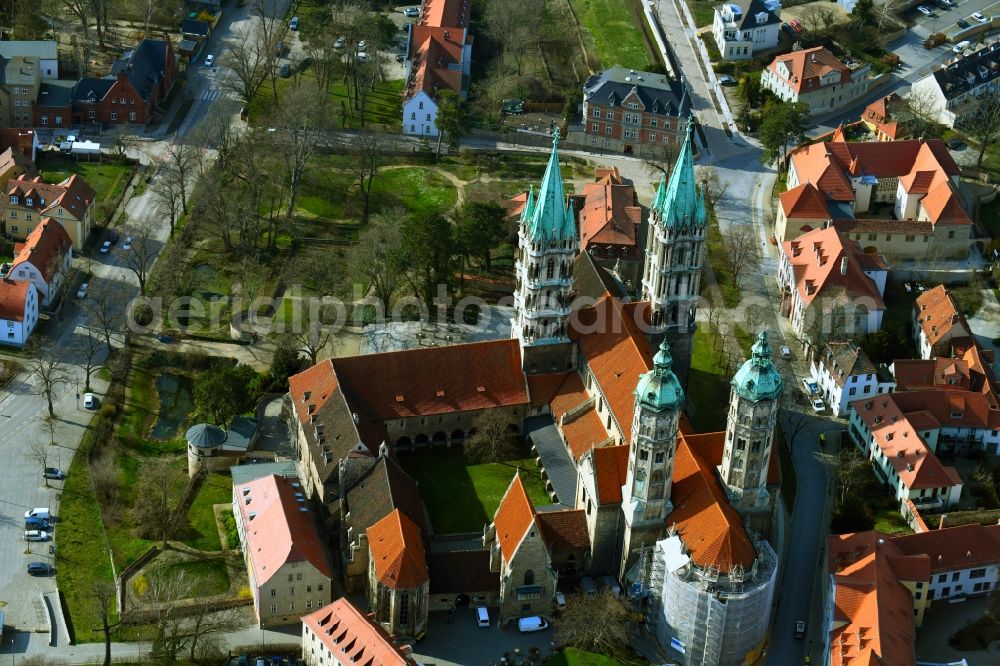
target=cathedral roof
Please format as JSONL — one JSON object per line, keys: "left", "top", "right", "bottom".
{"left": 635, "top": 338, "right": 685, "bottom": 412}
{"left": 732, "top": 331, "right": 784, "bottom": 402}
{"left": 651, "top": 122, "right": 706, "bottom": 230}
{"left": 522, "top": 130, "right": 575, "bottom": 242}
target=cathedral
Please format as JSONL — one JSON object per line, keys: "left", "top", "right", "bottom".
{"left": 287, "top": 124, "right": 781, "bottom": 665}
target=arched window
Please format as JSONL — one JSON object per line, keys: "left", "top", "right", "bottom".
{"left": 546, "top": 259, "right": 555, "bottom": 279}
{"left": 649, "top": 470, "right": 665, "bottom": 499}
{"left": 524, "top": 570, "right": 535, "bottom": 586}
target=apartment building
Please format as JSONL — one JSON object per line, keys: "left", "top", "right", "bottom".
{"left": 762, "top": 47, "right": 871, "bottom": 116}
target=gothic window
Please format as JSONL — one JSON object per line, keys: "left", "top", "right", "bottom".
{"left": 399, "top": 592, "right": 410, "bottom": 626}
{"left": 736, "top": 439, "right": 746, "bottom": 451}
{"left": 751, "top": 441, "right": 761, "bottom": 452}
{"left": 649, "top": 470, "right": 665, "bottom": 499}
{"left": 654, "top": 451, "right": 665, "bottom": 464}
{"left": 639, "top": 449, "right": 649, "bottom": 461}
{"left": 546, "top": 259, "right": 555, "bottom": 279}
{"left": 732, "top": 472, "right": 743, "bottom": 485}
{"left": 734, "top": 457, "right": 743, "bottom": 470}
{"left": 636, "top": 466, "right": 646, "bottom": 481}
{"left": 524, "top": 570, "right": 535, "bottom": 586}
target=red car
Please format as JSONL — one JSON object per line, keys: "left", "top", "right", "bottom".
{"left": 789, "top": 19, "right": 804, "bottom": 32}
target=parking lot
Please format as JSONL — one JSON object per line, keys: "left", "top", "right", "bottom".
{"left": 412, "top": 610, "right": 555, "bottom": 666}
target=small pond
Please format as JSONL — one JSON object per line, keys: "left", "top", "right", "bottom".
{"left": 150, "top": 372, "right": 194, "bottom": 440}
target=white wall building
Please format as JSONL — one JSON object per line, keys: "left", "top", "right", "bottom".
{"left": 810, "top": 341, "right": 895, "bottom": 417}
{"left": 0, "top": 42, "right": 58, "bottom": 79}
{"left": 909, "top": 42, "right": 1000, "bottom": 128}
{"left": 0, "top": 279, "right": 37, "bottom": 346}
{"left": 713, "top": 0, "right": 782, "bottom": 62}
{"left": 762, "top": 47, "right": 872, "bottom": 116}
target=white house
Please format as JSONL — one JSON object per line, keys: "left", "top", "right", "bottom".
{"left": 909, "top": 42, "right": 1000, "bottom": 128}
{"left": 847, "top": 393, "right": 965, "bottom": 512}
{"left": 912, "top": 285, "right": 971, "bottom": 359}
{"left": 713, "top": 0, "right": 782, "bottom": 62}
{"left": 0, "top": 279, "right": 38, "bottom": 346}
{"left": 402, "top": 90, "right": 438, "bottom": 137}
{"left": 0, "top": 42, "right": 58, "bottom": 80}
{"left": 762, "top": 47, "right": 872, "bottom": 116}
{"left": 895, "top": 524, "right": 1000, "bottom": 601}
{"left": 810, "top": 341, "right": 895, "bottom": 417}
{"left": 7, "top": 218, "right": 72, "bottom": 308}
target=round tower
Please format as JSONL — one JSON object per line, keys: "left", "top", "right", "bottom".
{"left": 719, "top": 331, "right": 783, "bottom": 513}
{"left": 186, "top": 423, "right": 228, "bottom": 476}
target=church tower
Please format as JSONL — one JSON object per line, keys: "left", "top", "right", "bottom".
{"left": 512, "top": 129, "right": 578, "bottom": 374}
{"left": 620, "top": 338, "right": 684, "bottom": 581}
{"left": 641, "top": 121, "right": 706, "bottom": 384}
{"left": 719, "top": 331, "right": 783, "bottom": 518}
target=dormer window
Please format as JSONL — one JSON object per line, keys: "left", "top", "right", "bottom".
{"left": 9, "top": 196, "right": 17, "bottom": 204}
{"left": 25, "top": 198, "right": 32, "bottom": 206}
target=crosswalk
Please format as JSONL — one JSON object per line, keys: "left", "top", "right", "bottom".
{"left": 200, "top": 87, "right": 230, "bottom": 102}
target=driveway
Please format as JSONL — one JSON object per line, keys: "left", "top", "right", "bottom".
{"left": 915, "top": 595, "right": 996, "bottom": 665}
{"left": 412, "top": 610, "right": 554, "bottom": 666}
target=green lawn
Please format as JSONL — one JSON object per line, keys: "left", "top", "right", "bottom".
{"left": 687, "top": 323, "right": 731, "bottom": 432}
{"left": 56, "top": 423, "right": 118, "bottom": 643}
{"left": 704, "top": 211, "right": 740, "bottom": 307}
{"left": 184, "top": 472, "right": 232, "bottom": 552}
{"left": 399, "top": 447, "right": 552, "bottom": 534}
{"left": 36, "top": 154, "right": 133, "bottom": 206}
{"left": 688, "top": 0, "right": 719, "bottom": 28}
{"left": 569, "top": 0, "right": 653, "bottom": 69}
{"left": 545, "top": 648, "right": 646, "bottom": 665}
{"left": 371, "top": 167, "right": 458, "bottom": 217}
{"left": 161, "top": 557, "right": 231, "bottom": 597}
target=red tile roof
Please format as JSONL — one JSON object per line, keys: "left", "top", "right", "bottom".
{"left": 418, "top": 0, "right": 470, "bottom": 29}
{"left": 405, "top": 25, "right": 470, "bottom": 101}
{"left": 570, "top": 296, "right": 654, "bottom": 441}
{"left": 330, "top": 339, "right": 529, "bottom": 419}
{"left": 891, "top": 523, "right": 1000, "bottom": 573}
{"left": 827, "top": 531, "right": 925, "bottom": 666}
{"left": 0, "top": 279, "right": 31, "bottom": 322}
{"left": 302, "top": 598, "right": 416, "bottom": 666}
{"left": 891, "top": 358, "right": 972, "bottom": 392}
{"left": 535, "top": 509, "right": 590, "bottom": 550}
{"left": 767, "top": 46, "right": 851, "bottom": 94}
{"left": 579, "top": 167, "right": 641, "bottom": 258}
{"left": 10, "top": 218, "right": 71, "bottom": 284}
{"left": 782, "top": 227, "right": 886, "bottom": 309}
{"left": 592, "top": 444, "right": 629, "bottom": 505}
{"left": 493, "top": 475, "right": 535, "bottom": 564}
{"left": 780, "top": 182, "right": 830, "bottom": 220}
{"left": 913, "top": 285, "right": 969, "bottom": 348}
{"left": 527, "top": 371, "right": 575, "bottom": 408}
{"left": 7, "top": 174, "right": 95, "bottom": 221}
{"left": 236, "top": 474, "right": 331, "bottom": 586}
{"left": 367, "top": 509, "right": 429, "bottom": 590}
{"left": 668, "top": 433, "right": 756, "bottom": 574}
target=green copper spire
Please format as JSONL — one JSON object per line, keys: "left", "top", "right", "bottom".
{"left": 523, "top": 129, "right": 575, "bottom": 242}
{"left": 732, "top": 331, "right": 784, "bottom": 402}
{"left": 635, "top": 338, "right": 685, "bottom": 412}
{"left": 652, "top": 121, "right": 707, "bottom": 229}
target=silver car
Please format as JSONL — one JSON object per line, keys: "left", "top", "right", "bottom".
{"left": 24, "top": 530, "right": 49, "bottom": 542}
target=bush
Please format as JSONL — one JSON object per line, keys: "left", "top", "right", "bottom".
{"left": 881, "top": 53, "right": 900, "bottom": 68}
{"left": 830, "top": 495, "right": 875, "bottom": 534}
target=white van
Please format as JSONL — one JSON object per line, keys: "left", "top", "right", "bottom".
{"left": 517, "top": 616, "right": 550, "bottom": 633}
{"left": 475, "top": 606, "right": 490, "bottom": 627}
{"left": 24, "top": 508, "right": 50, "bottom": 521}
{"left": 953, "top": 40, "right": 971, "bottom": 53}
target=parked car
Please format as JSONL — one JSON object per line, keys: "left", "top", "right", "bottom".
{"left": 122, "top": 235, "right": 133, "bottom": 251}
{"left": 717, "top": 75, "right": 737, "bottom": 86}
{"left": 289, "top": 16, "right": 299, "bottom": 29}
{"left": 158, "top": 334, "right": 175, "bottom": 343}
{"left": 279, "top": 63, "right": 290, "bottom": 77}
{"left": 24, "top": 530, "right": 49, "bottom": 542}
{"left": 600, "top": 575, "right": 622, "bottom": 596}
{"left": 25, "top": 508, "right": 50, "bottom": 520}
{"left": 779, "top": 345, "right": 792, "bottom": 359}
{"left": 395, "top": 53, "right": 405, "bottom": 63}
{"left": 25, "top": 516, "right": 49, "bottom": 529}
{"left": 356, "top": 52, "right": 369, "bottom": 63}
{"left": 83, "top": 392, "right": 98, "bottom": 410}
{"left": 403, "top": 7, "right": 420, "bottom": 16}
{"left": 27, "top": 562, "right": 52, "bottom": 576}
{"left": 937, "top": 0, "right": 953, "bottom": 7}
{"left": 43, "top": 467, "right": 65, "bottom": 480}
{"left": 475, "top": 606, "right": 490, "bottom": 627}
{"left": 789, "top": 18, "right": 803, "bottom": 32}
{"left": 794, "top": 619, "right": 806, "bottom": 639}
{"left": 357, "top": 40, "right": 368, "bottom": 50}
{"left": 972, "top": 12, "right": 989, "bottom": 23}
{"left": 916, "top": 5, "right": 933, "bottom": 16}
{"left": 204, "top": 54, "right": 215, "bottom": 67}
{"left": 811, "top": 398, "right": 826, "bottom": 413}
{"left": 517, "top": 616, "right": 550, "bottom": 633}
{"left": 99, "top": 240, "right": 112, "bottom": 254}
{"left": 76, "top": 281, "right": 89, "bottom": 299}
{"left": 802, "top": 378, "right": 819, "bottom": 396}
{"left": 334, "top": 36, "right": 346, "bottom": 48}
{"left": 554, "top": 592, "right": 567, "bottom": 609}
{"left": 580, "top": 576, "right": 598, "bottom": 595}
{"left": 957, "top": 18, "right": 970, "bottom": 27}
{"left": 904, "top": 281, "right": 913, "bottom": 292}
{"left": 781, "top": 22, "right": 795, "bottom": 35}
{"left": 953, "top": 40, "right": 971, "bottom": 53}
{"left": 948, "top": 138, "right": 967, "bottom": 150}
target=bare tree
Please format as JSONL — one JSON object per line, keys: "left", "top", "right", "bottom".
{"left": 131, "top": 459, "right": 185, "bottom": 548}
{"left": 28, "top": 439, "right": 49, "bottom": 484}
{"left": 696, "top": 165, "right": 729, "bottom": 209}
{"left": 343, "top": 130, "right": 391, "bottom": 223}
{"left": 148, "top": 167, "right": 183, "bottom": 237}
{"left": 186, "top": 606, "right": 242, "bottom": 662}
{"left": 91, "top": 579, "right": 120, "bottom": 666}
{"left": 875, "top": 0, "right": 905, "bottom": 30}
{"left": 554, "top": 591, "right": 631, "bottom": 657}
{"left": 163, "top": 144, "right": 199, "bottom": 216}
{"left": 296, "top": 321, "right": 337, "bottom": 366}
{"left": 111, "top": 129, "right": 136, "bottom": 160}
{"left": 465, "top": 410, "right": 517, "bottom": 463}
{"left": 84, "top": 279, "right": 127, "bottom": 350}
{"left": 271, "top": 85, "right": 329, "bottom": 243}
{"left": 144, "top": 568, "right": 195, "bottom": 665}
{"left": 25, "top": 346, "right": 67, "bottom": 419}
{"left": 222, "top": 26, "right": 267, "bottom": 108}
{"left": 720, "top": 223, "right": 761, "bottom": 290}
{"left": 122, "top": 218, "right": 157, "bottom": 295}
{"left": 349, "top": 210, "right": 406, "bottom": 313}
{"left": 962, "top": 90, "right": 1000, "bottom": 169}
{"left": 903, "top": 87, "right": 944, "bottom": 139}
{"left": 798, "top": 3, "right": 839, "bottom": 34}
{"left": 836, "top": 445, "right": 870, "bottom": 505}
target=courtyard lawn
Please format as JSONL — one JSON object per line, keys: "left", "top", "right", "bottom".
{"left": 686, "top": 323, "right": 731, "bottom": 433}
{"left": 545, "top": 648, "right": 646, "bottom": 665}
{"left": 35, "top": 154, "right": 133, "bottom": 206}
{"left": 569, "top": 0, "right": 654, "bottom": 70}
{"left": 399, "top": 447, "right": 552, "bottom": 534}
{"left": 183, "top": 472, "right": 232, "bottom": 552}
{"left": 161, "top": 557, "right": 232, "bottom": 597}
{"left": 371, "top": 167, "right": 458, "bottom": 218}
{"left": 687, "top": 0, "right": 718, "bottom": 28}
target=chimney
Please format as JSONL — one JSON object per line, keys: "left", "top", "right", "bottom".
{"left": 840, "top": 256, "right": 848, "bottom": 276}
{"left": 940, "top": 514, "right": 948, "bottom": 529}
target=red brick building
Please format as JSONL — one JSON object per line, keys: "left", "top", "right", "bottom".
{"left": 581, "top": 66, "right": 692, "bottom": 157}
{"left": 71, "top": 39, "right": 176, "bottom": 127}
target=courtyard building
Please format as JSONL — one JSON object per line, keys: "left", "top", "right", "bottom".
{"left": 810, "top": 341, "right": 895, "bottom": 417}
{"left": 762, "top": 47, "right": 872, "bottom": 116}
{"left": 301, "top": 598, "right": 416, "bottom": 666}
{"left": 912, "top": 285, "right": 972, "bottom": 360}
{"left": 577, "top": 167, "right": 643, "bottom": 292}
{"left": 366, "top": 509, "right": 430, "bottom": 640}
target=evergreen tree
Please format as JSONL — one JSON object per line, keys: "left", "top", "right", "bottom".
{"left": 434, "top": 90, "right": 468, "bottom": 160}
{"left": 759, "top": 101, "right": 809, "bottom": 165}
{"left": 13, "top": 0, "right": 47, "bottom": 40}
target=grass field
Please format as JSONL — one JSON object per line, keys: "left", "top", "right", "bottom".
{"left": 545, "top": 648, "right": 646, "bottom": 665}
{"left": 56, "top": 423, "right": 118, "bottom": 643}
{"left": 183, "top": 472, "right": 232, "bottom": 552}
{"left": 399, "top": 447, "right": 552, "bottom": 534}
{"left": 36, "top": 154, "right": 133, "bottom": 206}
{"left": 569, "top": 0, "right": 653, "bottom": 69}
{"left": 687, "top": 323, "right": 731, "bottom": 432}
{"left": 160, "top": 557, "right": 232, "bottom": 597}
